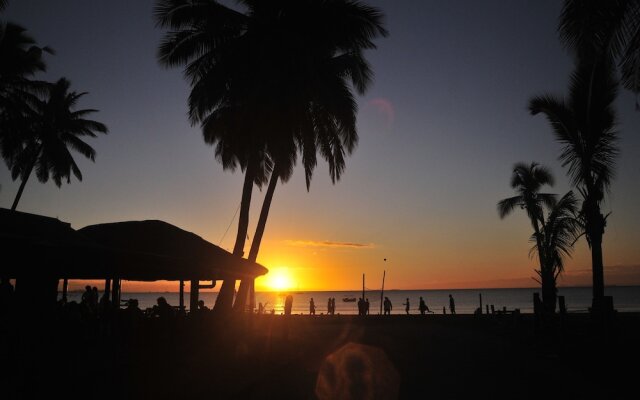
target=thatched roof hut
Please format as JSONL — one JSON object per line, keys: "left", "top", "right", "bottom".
{"left": 77, "top": 220, "right": 267, "bottom": 281}
{"left": 0, "top": 209, "right": 267, "bottom": 281}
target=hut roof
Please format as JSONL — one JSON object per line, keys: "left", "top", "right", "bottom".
{"left": 0, "top": 209, "right": 267, "bottom": 281}
{"left": 78, "top": 220, "right": 268, "bottom": 281}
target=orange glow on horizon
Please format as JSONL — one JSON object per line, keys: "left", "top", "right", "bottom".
{"left": 260, "top": 267, "right": 296, "bottom": 292}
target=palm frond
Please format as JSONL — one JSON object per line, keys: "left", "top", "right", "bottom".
{"left": 497, "top": 195, "right": 522, "bottom": 219}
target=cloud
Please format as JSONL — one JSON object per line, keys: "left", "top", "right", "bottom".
{"left": 559, "top": 264, "right": 640, "bottom": 286}
{"left": 428, "top": 265, "right": 640, "bottom": 290}
{"left": 367, "top": 97, "right": 395, "bottom": 127}
{"left": 284, "top": 240, "right": 374, "bottom": 249}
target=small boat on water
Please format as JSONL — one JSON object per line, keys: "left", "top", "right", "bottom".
{"left": 343, "top": 297, "right": 356, "bottom": 302}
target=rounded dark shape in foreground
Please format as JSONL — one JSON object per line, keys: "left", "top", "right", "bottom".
{"left": 316, "top": 342, "right": 400, "bottom": 400}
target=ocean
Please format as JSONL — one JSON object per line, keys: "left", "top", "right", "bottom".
{"left": 63, "top": 286, "right": 640, "bottom": 314}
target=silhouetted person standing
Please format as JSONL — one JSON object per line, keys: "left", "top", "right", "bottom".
{"left": 383, "top": 297, "right": 392, "bottom": 315}
{"left": 449, "top": 294, "right": 456, "bottom": 314}
{"left": 91, "top": 286, "right": 99, "bottom": 310}
{"left": 81, "top": 285, "right": 92, "bottom": 305}
{"left": 284, "top": 294, "right": 293, "bottom": 315}
{"left": 365, "top": 298, "right": 370, "bottom": 315}
{"left": 403, "top": 298, "right": 410, "bottom": 315}
{"left": 327, "top": 298, "right": 332, "bottom": 315}
{"left": 310, "top": 298, "right": 316, "bottom": 315}
{"left": 419, "top": 296, "right": 430, "bottom": 315}
{"left": 331, "top": 298, "right": 336, "bottom": 315}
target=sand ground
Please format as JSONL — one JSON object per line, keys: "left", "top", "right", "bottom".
{"left": 2, "top": 312, "right": 639, "bottom": 399}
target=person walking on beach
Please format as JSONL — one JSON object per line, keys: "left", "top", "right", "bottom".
{"left": 403, "top": 298, "right": 410, "bottom": 315}
{"left": 310, "top": 298, "right": 316, "bottom": 315}
{"left": 327, "top": 298, "right": 332, "bottom": 315}
{"left": 383, "top": 297, "right": 392, "bottom": 315}
{"left": 284, "top": 294, "right": 293, "bottom": 315}
{"left": 331, "top": 298, "right": 336, "bottom": 315}
{"left": 365, "top": 298, "right": 370, "bottom": 315}
{"left": 449, "top": 294, "right": 456, "bottom": 314}
{"left": 419, "top": 296, "right": 430, "bottom": 315}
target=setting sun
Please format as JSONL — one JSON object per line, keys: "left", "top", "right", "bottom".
{"left": 263, "top": 267, "right": 295, "bottom": 291}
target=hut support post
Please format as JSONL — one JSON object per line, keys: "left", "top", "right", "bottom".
{"left": 380, "top": 270, "right": 386, "bottom": 315}
{"left": 249, "top": 280, "right": 255, "bottom": 313}
{"left": 190, "top": 280, "right": 199, "bottom": 312}
{"left": 179, "top": 280, "right": 185, "bottom": 311}
{"left": 104, "top": 278, "right": 111, "bottom": 300}
{"left": 479, "top": 293, "right": 483, "bottom": 314}
{"left": 111, "top": 278, "right": 120, "bottom": 307}
{"left": 62, "top": 278, "right": 68, "bottom": 302}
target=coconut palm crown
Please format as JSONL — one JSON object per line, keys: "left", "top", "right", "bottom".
{"left": 8, "top": 78, "right": 107, "bottom": 210}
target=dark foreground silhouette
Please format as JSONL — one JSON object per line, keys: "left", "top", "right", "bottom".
{"left": 1, "top": 307, "right": 638, "bottom": 400}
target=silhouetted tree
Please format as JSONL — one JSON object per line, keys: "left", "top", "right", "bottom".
{"left": 155, "top": 0, "right": 386, "bottom": 311}
{"left": 529, "top": 54, "right": 619, "bottom": 310}
{"left": 559, "top": 0, "right": 640, "bottom": 104}
{"left": 0, "top": 21, "right": 52, "bottom": 173}
{"left": 531, "top": 191, "right": 582, "bottom": 312}
{"left": 498, "top": 162, "right": 558, "bottom": 312}
{"left": 7, "top": 78, "right": 107, "bottom": 210}
{"left": 232, "top": 2, "right": 386, "bottom": 311}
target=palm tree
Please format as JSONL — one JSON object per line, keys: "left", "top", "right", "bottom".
{"left": 0, "top": 21, "right": 53, "bottom": 172}
{"left": 0, "top": 20, "right": 52, "bottom": 103}
{"left": 233, "top": 53, "right": 370, "bottom": 311}
{"left": 156, "top": 0, "right": 274, "bottom": 310}
{"left": 531, "top": 191, "right": 582, "bottom": 312}
{"left": 529, "top": 53, "right": 618, "bottom": 311}
{"left": 559, "top": 0, "right": 640, "bottom": 103}
{"left": 7, "top": 78, "right": 107, "bottom": 211}
{"left": 155, "top": 0, "right": 386, "bottom": 311}
{"left": 497, "top": 162, "right": 557, "bottom": 312}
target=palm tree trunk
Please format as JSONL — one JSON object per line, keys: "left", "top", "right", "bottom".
{"left": 234, "top": 165, "right": 279, "bottom": 312}
{"left": 531, "top": 219, "right": 555, "bottom": 312}
{"left": 590, "top": 217, "right": 606, "bottom": 308}
{"left": 214, "top": 157, "right": 257, "bottom": 312}
{"left": 10, "top": 160, "right": 36, "bottom": 211}
{"left": 584, "top": 200, "right": 606, "bottom": 311}
{"left": 541, "top": 268, "right": 557, "bottom": 313}
{"left": 592, "top": 238, "right": 605, "bottom": 299}
{"left": 11, "top": 145, "right": 42, "bottom": 212}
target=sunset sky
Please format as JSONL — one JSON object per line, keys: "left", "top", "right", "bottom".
{"left": 2, "top": 1, "right": 640, "bottom": 292}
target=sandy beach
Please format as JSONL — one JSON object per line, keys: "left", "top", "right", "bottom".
{"left": 2, "top": 312, "right": 639, "bottom": 399}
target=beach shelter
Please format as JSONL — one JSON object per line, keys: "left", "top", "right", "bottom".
{"left": 0, "top": 209, "right": 268, "bottom": 310}
{"left": 0, "top": 208, "right": 95, "bottom": 305}
{"left": 77, "top": 220, "right": 268, "bottom": 309}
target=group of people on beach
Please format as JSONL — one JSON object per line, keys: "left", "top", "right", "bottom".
{"left": 401, "top": 295, "right": 455, "bottom": 315}
{"left": 403, "top": 296, "right": 432, "bottom": 315}
{"left": 299, "top": 294, "right": 458, "bottom": 315}
{"left": 357, "top": 298, "right": 370, "bottom": 315}
{"left": 327, "top": 298, "right": 337, "bottom": 315}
